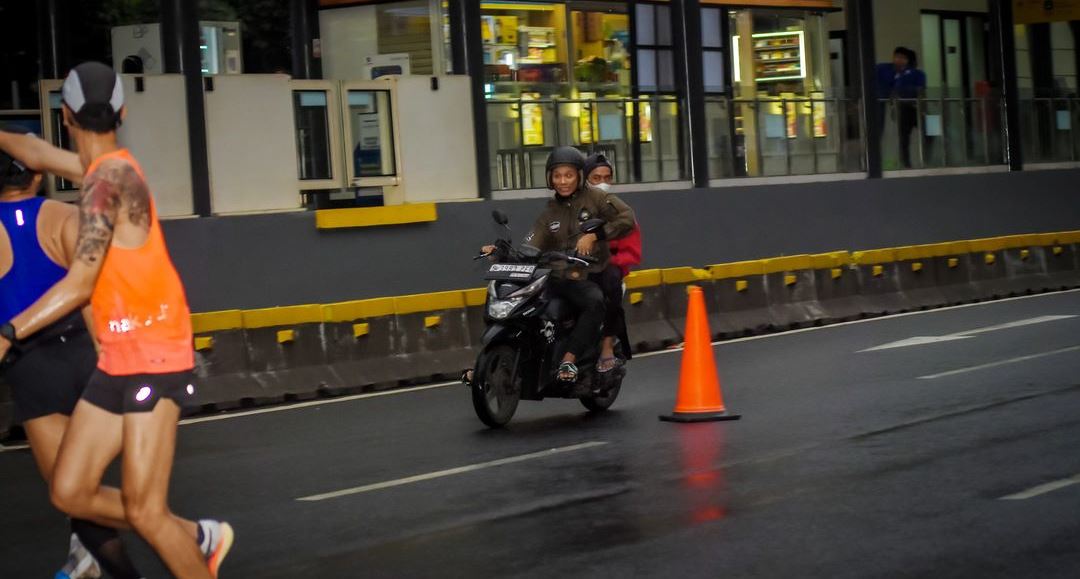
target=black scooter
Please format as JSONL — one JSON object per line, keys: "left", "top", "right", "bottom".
{"left": 469, "top": 211, "right": 626, "bottom": 428}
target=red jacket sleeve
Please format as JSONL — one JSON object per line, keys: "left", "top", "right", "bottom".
{"left": 608, "top": 222, "right": 642, "bottom": 277}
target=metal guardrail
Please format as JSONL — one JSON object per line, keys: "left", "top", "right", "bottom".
{"left": 877, "top": 96, "right": 1005, "bottom": 170}
{"left": 486, "top": 95, "right": 682, "bottom": 190}
{"left": 1018, "top": 97, "right": 1080, "bottom": 164}
{"left": 707, "top": 96, "right": 863, "bottom": 178}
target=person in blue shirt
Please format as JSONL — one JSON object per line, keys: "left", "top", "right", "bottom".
{"left": 875, "top": 47, "right": 927, "bottom": 168}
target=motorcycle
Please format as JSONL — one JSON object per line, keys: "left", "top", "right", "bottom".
{"left": 468, "top": 210, "right": 627, "bottom": 428}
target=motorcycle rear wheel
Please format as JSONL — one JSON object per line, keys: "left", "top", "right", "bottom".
{"left": 471, "top": 345, "right": 521, "bottom": 427}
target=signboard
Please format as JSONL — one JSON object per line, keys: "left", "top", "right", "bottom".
{"left": 1014, "top": 0, "right": 1080, "bottom": 24}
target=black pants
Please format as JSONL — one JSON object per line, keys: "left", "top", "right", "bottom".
{"left": 898, "top": 104, "right": 920, "bottom": 168}
{"left": 590, "top": 265, "right": 632, "bottom": 359}
{"left": 548, "top": 277, "right": 605, "bottom": 359}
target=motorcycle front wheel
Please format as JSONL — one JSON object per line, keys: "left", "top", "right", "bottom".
{"left": 581, "top": 378, "right": 622, "bottom": 412}
{"left": 471, "top": 345, "right": 521, "bottom": 427}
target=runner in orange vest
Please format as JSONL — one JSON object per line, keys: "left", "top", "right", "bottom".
{"left": 0, "top": 62, "right": 233, "bottom": 578}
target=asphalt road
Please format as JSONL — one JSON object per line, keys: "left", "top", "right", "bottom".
{"left": 2, "top": 290, "right": 1080, "bottom": 578}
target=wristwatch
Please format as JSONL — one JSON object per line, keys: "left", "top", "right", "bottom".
{"left": 0, "top": 322, "right": 16, "bottom": 344}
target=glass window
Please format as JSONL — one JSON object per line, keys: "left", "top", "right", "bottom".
{"left": 321, "top": 0, "right": 439, "bottom": 80}
{"left": 702, "top": 7, "right": 723, "bottom": 49}
{"left": 571, "top": 8, "right": 631, "bottom": 95}
{"left": 481, "top": 2, "right": 569, "bottom": 97}
{"left": 347, "top": 90, "right": 397, "bottom": 179}
{"left": 636, "top": 4, "right": 656, "bottom": 45}
{"left": 377, "top": 1, "right": 435, "bottom": 75}
{"left": 704, "top": 51, "right": 725, "bottom": 93}
{"left": 293, "top": 90, "right": 333, "bottom": 181}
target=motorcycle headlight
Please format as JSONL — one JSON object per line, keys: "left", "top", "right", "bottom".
{"left": 488, "top": 297, "right": 524, "bottom": 319}
{"left": 510, "top": 275, "right": 548, "bottom": 298}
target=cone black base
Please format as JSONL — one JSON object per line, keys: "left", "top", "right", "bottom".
{"left": 659, "top": 411, "right": 741, "bottom": 423}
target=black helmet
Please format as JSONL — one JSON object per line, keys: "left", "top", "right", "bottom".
{"left": 545, "top": 146, "right": 585, "bottom": 190}
{"left": 583, "top": 152, "right": 612, "bottom": 180}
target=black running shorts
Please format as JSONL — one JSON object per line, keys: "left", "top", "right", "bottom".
{"left": 82, "top": 369, "right": 198, "bottom": 415}
{"left": 2, "top": 330, "right": 97, "bottom": 424}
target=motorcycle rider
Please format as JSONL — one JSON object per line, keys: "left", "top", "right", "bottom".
{"left": 481, "top": 146, "right": 635, "bottom": 382}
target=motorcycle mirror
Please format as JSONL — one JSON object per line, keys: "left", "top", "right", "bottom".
{"left": 581, "top": 218, "right": 606, "bottom": 234}
{"left": 519, "top": 244, "right": 541, "bottom": 258}
{"left": 492, "top": 210, "right": 510, "bottom": 226}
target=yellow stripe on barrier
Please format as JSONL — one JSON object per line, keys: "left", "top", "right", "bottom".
{"left": 708, "top": 260, "right": 765, "bottom": 280}
{"left": 853, "top": 249, "right": 896, "bottom": 266}
{"left": 629, "top": 292, "right": 644, "bottom": 305}
{"left": 810, "top": 251, "right": 851, "bottom": 270}
{"left": 830, "top": 268, "right": 843, "bottom": 280}
{"left": 872, "top": 265, "right": 884, "bottom": 277}
{"left": 896, "top": 245, "right": 934, "bottom": 261}
{"left": 1058, "top": 230, "right": 1080, "bottom": 244}
{"left": 243, "top": 305, "right": 322, "bottom": 329}
{"left": 911, "top": 262, "right": 923, "bottom": 272}
{"left": 969, "top": 236, "right": 1007, "bottom": 253}
{"left": 625, "top": 269, "right": 662, "bottom": 289}
{"left": 193, "top": 336, "right": 214, "bottom": 351}
{"left": 948, "top": 258, "right": 960, "bottom": 268}
{"left": 984, "top": 253, "right": 997, "bottom": 265}
{"left": 762, "top": 255, "right": 812, "bottom": 275}
{"left": 190, "top": 310, "right": 243, "bottom": 334}
{"left": 735, "top": 280, "right": 749, "bottom": 292}
{"left": 277, "top": 329, "right": 296, "bottom": 344}
{"left": 1020, "top": 249, "right": 1030, "bottom": 260}
{"left": 661, "top": 267, "right": 711, "bottom": 284}
{"left": 322, "top": 298, "right": 395, "bottom": 323}
{"left": 395, "top": 290, "right": 466, "bottom": 315}
{"left": 463, "top": 288, "right": 488, "bottom": 307}
{"left": 352, "top": 323, "right": 370, "bottom": 338}
{"left": 784, "top": 274, "right": 798, "bottom": 286}
{"left": 1053, "top": 246, "right": 1064, "bottom": 256}
{"left": 315, "top": 203, "right": 437, "bottom": 230}
{"left": 424, "top": 315, "right": 442, "bottom": 328}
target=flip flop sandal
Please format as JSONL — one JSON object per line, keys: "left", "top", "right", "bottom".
{"left": 596, "top": 356, "right": 620, "bottom": 373}
{"left": 557, "top": 361, "right": 579, "bottom": 382}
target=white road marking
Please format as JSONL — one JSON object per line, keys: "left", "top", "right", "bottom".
{"left": 917, "top": 344, "right": 1080, "bottom": 380}
{"left": 296, "top": 440, "right": 609, "bottom": 502}
{"left": 999, "top": 473, "right": 1080, "bottom": 500}
{"left": 3, "top": 288, "right": 1076, "bottom": 443}
{"left": 860, "top": 315, "right": 1077, "bottom": 352}
{"left": 177, "top": 381, "right": 459, "bottom": 425}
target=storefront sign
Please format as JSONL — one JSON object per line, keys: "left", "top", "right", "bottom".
{"left": 701, "top": 0, "right": 837, "bottom": 8}
{"left": 1013, "top": 0, "right": 1080, "bottom": 24}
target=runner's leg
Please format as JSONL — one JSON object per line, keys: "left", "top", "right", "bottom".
{"left": 121, "top": 398, "right": 210, "bottom": 578}
{"left": 26, "top": 414, "right": 142, "bottom": 579}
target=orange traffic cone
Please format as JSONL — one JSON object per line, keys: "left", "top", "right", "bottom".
{"left": 660, "top": 286, "right": 741, "bottom": 423}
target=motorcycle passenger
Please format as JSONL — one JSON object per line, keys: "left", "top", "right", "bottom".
{"left": 484, "top": 146, "right": 635, "bottom": 382}
{"left": 583, "top": 153, "right": 641, "bottom": 372}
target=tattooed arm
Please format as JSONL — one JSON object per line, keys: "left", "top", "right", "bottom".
{"left": 0, "top": 161, "right": 122, "bottom": 356}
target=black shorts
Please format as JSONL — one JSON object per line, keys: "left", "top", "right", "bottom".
{"left": 82, "top": 369, "right": 198, "bottom": 415}
{"left": 2, "top": 330, "right": 97, "bottom": 424}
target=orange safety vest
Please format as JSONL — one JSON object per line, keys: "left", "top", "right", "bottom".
{"left": 86, "top": 149, "right": 194, "bottom": 375}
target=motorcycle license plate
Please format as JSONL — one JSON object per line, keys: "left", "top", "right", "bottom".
{"left": 486, "top": 263, "right": 537, "bottom": 280}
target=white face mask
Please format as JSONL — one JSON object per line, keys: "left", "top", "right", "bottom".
{"left": 593, "top": 182, "right": 612, "bottom": 192}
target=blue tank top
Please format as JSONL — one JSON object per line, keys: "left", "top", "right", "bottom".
{"left": 0, "top": 197, "right": 68, "bottom": 324}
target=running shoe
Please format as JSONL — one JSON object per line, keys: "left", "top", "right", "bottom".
{"left": 55, "top": 533, "right": 102, "bottom": 579}
{"left": 205, "top": 521, "right": 235, "bottom": 578}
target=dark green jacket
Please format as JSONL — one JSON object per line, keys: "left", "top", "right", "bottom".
{"left": 524, "top": 185, "right": 636, "bottom": 279}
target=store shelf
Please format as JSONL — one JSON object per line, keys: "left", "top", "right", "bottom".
{"left": 755, "top": 44, "right": 799, "bottom": 51}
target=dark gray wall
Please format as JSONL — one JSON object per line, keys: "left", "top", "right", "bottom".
{"left": 163, "top": 169, "right": 1080, "bottom": 312}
